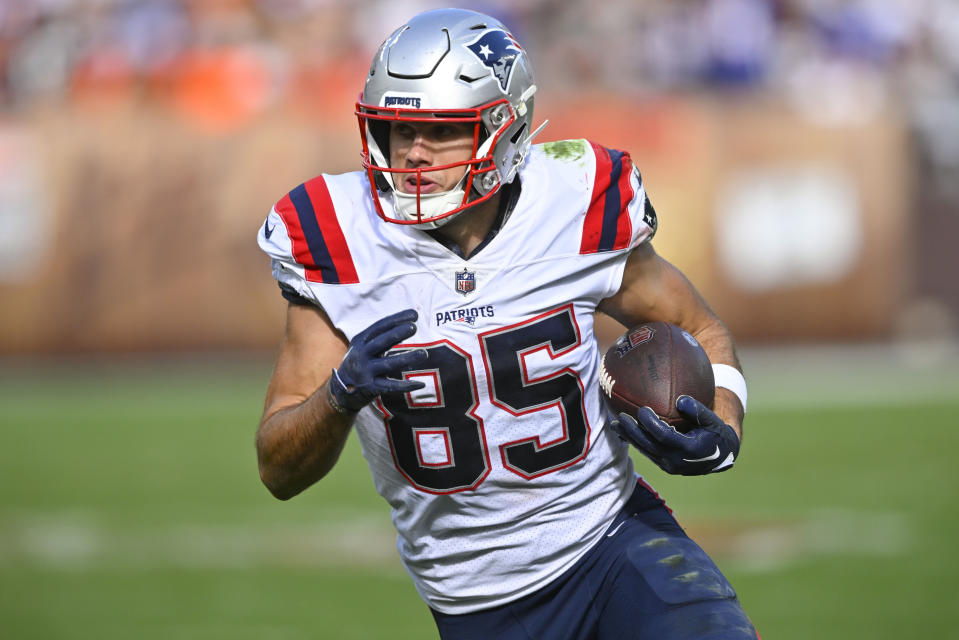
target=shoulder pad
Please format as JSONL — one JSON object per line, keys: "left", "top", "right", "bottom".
{"left": 273, "top": 176, "right": 359, "bottom": 284}
{"left": 580, "top": 141, "right": 638, "bottom": 254}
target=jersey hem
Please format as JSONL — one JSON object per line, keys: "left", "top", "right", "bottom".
{"left": 416, "top": 470, "right": 636, "bottom": 615}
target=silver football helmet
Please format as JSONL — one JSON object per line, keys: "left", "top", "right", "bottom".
{"left": 356, "top": 8, "right": 539, "bottom": 229}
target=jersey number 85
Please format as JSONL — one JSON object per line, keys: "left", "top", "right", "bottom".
{"left": 377, "top": 305, "right": 591, "bottom": 494}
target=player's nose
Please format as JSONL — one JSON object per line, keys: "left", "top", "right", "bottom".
{"left": 405, "top": 136, "right": 432, "bottom": 167}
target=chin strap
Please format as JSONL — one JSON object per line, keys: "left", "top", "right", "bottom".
{"left": 391, "top": 187, "right": 466, "bottom": 229}
{"left": 390, "top": 170, "right": 471, "bottom": 229}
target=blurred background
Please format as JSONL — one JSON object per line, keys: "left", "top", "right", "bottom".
{"left": 1, "top": 0, "right": 958, "bottom": 350}
{"left": 1, "top": 0, "right": 958, "bottom": 638}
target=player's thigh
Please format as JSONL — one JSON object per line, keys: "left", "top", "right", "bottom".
{"left": 431, "top": 605, "right": 530, "bottom": 640}
{"left": 629, "top": 599, "right": 758, "bottom": 640}
{"left": 598, "top": 500, "right": 756, "bottom": 639}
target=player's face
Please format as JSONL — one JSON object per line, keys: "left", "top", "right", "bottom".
{"left": 389, "top": 121, "right": 475, "bottom": 194}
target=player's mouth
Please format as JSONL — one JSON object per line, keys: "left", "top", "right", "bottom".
{"left": 404, "top": 175, "right": 440, "bottom": 194}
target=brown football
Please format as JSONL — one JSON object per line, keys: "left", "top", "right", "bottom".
{"left": 599, "top": 322, "right": 714, "bottom": 431}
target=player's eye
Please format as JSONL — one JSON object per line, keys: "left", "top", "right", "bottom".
{"left": 392, "top": 123, "right": 415, "bottom": 140}
{"left": 432, "top": 123, "right": 470, "bottom": 141}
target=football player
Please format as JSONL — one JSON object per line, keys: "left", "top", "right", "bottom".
{"left": 256, "top": 8, "right": 756, "bottom": 639}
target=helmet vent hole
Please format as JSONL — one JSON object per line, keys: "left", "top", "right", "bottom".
{"left": 470, "top": 23, "right": 487, "bottom": 30}
{"left": 510, "top": 123, "right": 527, "bottom": 144}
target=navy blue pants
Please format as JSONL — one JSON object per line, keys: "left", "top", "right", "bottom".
{"left": 431, "top": 479, "right": 758, "bottom": 640}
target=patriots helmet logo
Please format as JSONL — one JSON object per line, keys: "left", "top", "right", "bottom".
{"left": 466, "top": 30, "right": 523, "bottom": 92}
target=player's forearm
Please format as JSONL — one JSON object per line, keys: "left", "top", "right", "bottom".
{"left": 691, "top": 318, "right": 740, "bottom": 372}
{"left": 691, "top": 320, "right": 745, "bottom": 439}
{"left": 255, "top": 382, "right": 354, "bottom": 500}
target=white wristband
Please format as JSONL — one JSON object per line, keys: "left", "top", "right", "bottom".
{"left": 712, "top": 364, "right": 748, "bottom": 413}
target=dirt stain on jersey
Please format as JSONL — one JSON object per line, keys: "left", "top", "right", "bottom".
{"left": 542, "top": 139, "right": 588, "bottom": 162}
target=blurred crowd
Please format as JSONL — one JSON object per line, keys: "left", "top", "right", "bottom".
{"left": 0, "top": 0, "right": 956, "bottom": 199}
{"left": 0, "top": 0, "right": 957, "bottom": 112}
{"left": 3, "top": 0, "right": 956, "bottom": 194}
{"left": 0, "top": 0, "right": 955, "bottom": 205}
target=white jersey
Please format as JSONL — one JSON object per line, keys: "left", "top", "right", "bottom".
{"left": 258, "top": 139, "right": 658, "bottom": 614}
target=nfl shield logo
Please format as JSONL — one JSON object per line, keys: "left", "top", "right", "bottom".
{"left": 615, "top": 326, "right": 654, "bottom": 357}
{"left": 455, "top": 269, "right": 476, "bottom": 295}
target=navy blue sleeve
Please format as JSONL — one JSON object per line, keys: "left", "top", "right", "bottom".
{"left": 279, "top": 282, "right": 315, "bottom": 307}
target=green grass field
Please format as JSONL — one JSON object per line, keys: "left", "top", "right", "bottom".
{"left": 2, "top": 346, "right": 958, "bottom": 639}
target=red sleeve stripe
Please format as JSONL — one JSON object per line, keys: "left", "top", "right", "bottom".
{"left": 275, "top": 177, "right": 359, "bottom": 284}
{"left": 303, "top": 177, "right": 359, "bottom": 284}
{"left": 580, "top": 143, "right": 635, "bottom": 254}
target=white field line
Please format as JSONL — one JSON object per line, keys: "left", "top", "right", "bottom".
{"left": 0, "top": 509, "right": 910, "bottom": 572}
{"left": 704, "top": 509, "right": 912, "bottom": 574}
{"left": 739, "top": 341, "right": 959, "bottom": 410}
{"left": 0, "top": 513, "right": 400, "bottom": 570}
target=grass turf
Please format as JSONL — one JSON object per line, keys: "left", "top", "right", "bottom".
{"left": 1, "top": 354, "right": 957, "bottom": 638}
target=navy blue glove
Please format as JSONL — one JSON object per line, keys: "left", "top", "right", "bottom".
{"left": 328, "top": 309, "right": 429, "bottom": 413}
{"left": 610, "top": 395, "right": 740, "bottom": 475}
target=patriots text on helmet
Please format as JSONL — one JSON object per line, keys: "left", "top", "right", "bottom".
{"left": 384, "top": 96, "right": 422, "bottom": 108}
